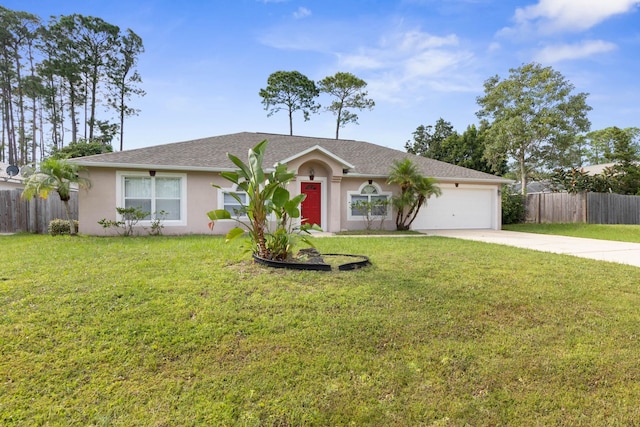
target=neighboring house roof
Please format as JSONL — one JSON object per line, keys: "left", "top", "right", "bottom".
{"left": 72, "top": 132, "right": 509, "bottom": 183}
{"left": 580, "top": 162, "right": 618, "bottom": 175}
{"left": 580, "top": 163, "right": 615, "bottom": 175}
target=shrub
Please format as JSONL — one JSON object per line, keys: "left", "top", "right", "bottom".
{"left": 98, "top": 206, "right": 155, "bottom": 237}
{"left": 350, "top": 199, "right": 389, "bottom": 230}
{"left": 502, "top": 187, "right": 525, "bottom": 225}
{"left": 48, "top": 219, "right": 80, "bottom": 236}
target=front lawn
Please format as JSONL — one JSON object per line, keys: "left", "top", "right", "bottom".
{"left": 2, "top": 234, "right": 640, "bottom": 425}
{"left": 504, "top": 223, "right": 640, "bottom": 243}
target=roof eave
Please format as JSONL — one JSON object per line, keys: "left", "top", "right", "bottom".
{"left": 73, "top": 161, "right": 235, "bottom": 173}
{"left": 347, "top": 172, "right": 512, "bottom": 184}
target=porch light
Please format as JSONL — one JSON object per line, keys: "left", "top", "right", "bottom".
{"left": 368, "top": 179, "right": 373, "bottom": 185}
{"left": 309, "top": 168, "right": 315, "bottom": 181}
{"left": 149, "top": 170, "right": 156, "bottom": 177}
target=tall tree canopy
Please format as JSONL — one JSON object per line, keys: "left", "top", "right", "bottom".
{"left": 405, "top": 119, "right": 503, "bottom": 174}
{"left": 107, "top": 29, "right": 145, "bottom": 151}
{"left": 441, "top": 123, "right": 506, "bottom": 175}
{"left": 0, "top": 6, "right": 40, "bottom": 166}
{"left": 604, "top": 127, "right": 640, "bottom": 195}
{"left": 259, "top": 70, "right": 320, "bottom": 136}
{"left": 50, "top": 140, "right": 113, "bottom": 159}
{"left": 0, "top": 6, "right": 144, "bottom": 166}
{"left": 476, "top": 62, "right": 591, "bottom": 194}
{"left": 583, "top": 126, "right": 640, "bottom": 165}
{"left": 318, "top": 72, "right": 374, "bottom": 139}
{"left": 405, "top": 118, "right": 454, "bottom": 160}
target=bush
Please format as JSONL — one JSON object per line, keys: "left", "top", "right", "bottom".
{"left": 48, "top": 219, "right": 80, "bottom": 236}
{"left": 502, "top": 187, "right": 525, "bottom": 225}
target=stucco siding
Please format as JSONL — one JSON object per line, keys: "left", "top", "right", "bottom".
{"left": 80, "top": 168, "right": 222, "bottom": 236}
{"left": 79, "top": 168, "right": 116, "bottom": 235}
{"left": 341, "top": 177, "right": 397, "bottom": 231}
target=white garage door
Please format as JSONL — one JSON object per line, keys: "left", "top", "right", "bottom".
{"left": 411, "top": 185, "right": 497, "bottom": 230}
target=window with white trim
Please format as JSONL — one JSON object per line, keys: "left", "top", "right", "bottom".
{"left": 117, "top": 172, "right": 186, "bottom": 224}
{"left": 348, "top": 183, "right": 391, "bottom": 219}
{"left": 222, "top": 190, "right": 248, "bottom": 218}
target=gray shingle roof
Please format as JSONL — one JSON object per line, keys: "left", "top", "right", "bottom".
{"left": 73, "top": 132, "right": 508, "bottom": 182}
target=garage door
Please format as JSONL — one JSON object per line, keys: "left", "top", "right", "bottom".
{"left": 411, "top": 186, "right": 496, "bottom": 230}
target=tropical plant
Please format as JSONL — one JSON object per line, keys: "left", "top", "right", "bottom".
{"left": 21, "top": 157, "right": 91, "bottom": 235}
{"left": 387, "top": 158, "right": 441, "bottom": 231}
{"left": 550, "top": 167, "right": 612, "bottom": 194}
{"left": 206, "top": 139, "right": 319, "bottom": 261}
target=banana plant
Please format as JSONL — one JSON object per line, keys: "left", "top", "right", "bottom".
{"left": 207, "top": 139, "right": 320, "bottom": 260}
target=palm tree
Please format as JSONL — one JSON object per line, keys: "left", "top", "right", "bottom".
{"left": 22, "top": 158, "right": 91, "bottom": 235}
{"left": 387, "top": 158, "right": 441, "bottom": 230}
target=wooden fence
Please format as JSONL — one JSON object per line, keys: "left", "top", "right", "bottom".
{"left": 525, "top": 192, "right": 640, "bottom": 224}
{"left": 0, "top": 189, "right": 78, "bottom": 234}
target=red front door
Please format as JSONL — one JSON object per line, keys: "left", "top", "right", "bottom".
{"left": 301, "top": 182, "right": 321, "bottom": 226}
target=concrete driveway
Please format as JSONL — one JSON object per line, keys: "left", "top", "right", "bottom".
{"left": 422, "top": 229, "right": 640, "bottom": 268}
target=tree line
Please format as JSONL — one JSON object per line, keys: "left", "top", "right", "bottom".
{"left": 405, "top": 63, "right": 640, "bottom": 196}
{"left": 0, "top": 6, "right": 144, "bottom": 167}
{"left": 259, "top": 64, "right": 639, "bottom": 196}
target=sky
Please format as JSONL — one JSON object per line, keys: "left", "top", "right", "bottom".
{"left": 7, "top": 0, "right": 640, "bottom": 152}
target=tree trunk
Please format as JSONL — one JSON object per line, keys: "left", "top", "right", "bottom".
{"left": 62, "top": 198, "right": 76, "bottom": 236}
{"left": 335, "top": 105, "right": 342, "bottom": 139}
{"left": 15, "top": 55, "right": 27, "bottom": 165}
{"left": 69, "top": 82, "right": 78, "bottom": 143}
{"left": 520, "top": 159, "right": 527, "bottom": 195}
{"left": 89, "top": 63, "right": 100, "bottom": 141}
{"left": 119, "top": 86, "right": 125, "bottom": 151}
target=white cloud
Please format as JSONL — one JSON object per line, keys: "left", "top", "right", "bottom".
{"left": 335, "top": 28, "right": 475, "bottom": 103}
{"left": 337, "top": 53, "right": 383, "bottom": 69}
{"left": 487, "top": 42, "right": 501, "bottom": 52}
{"left": 260, "top": 20, "right": 475, "bottom": 103}
{"left": 293, "top": 7, "right": 311, "bottom": 19}
{"left": 387, "top": 30, "right": 459, "bottom": 52}
{"left": 534, "top": 40, "right": 618, "bottom": 63}
{"left": 510, "top": 0, "right": 640, "bottom": 33}
{"left": 338, "top": 29, "right": 461, "bottom": 72}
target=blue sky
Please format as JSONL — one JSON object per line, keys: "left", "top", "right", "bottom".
{"left": 8, "top": 0, "right": 640, "bottom": 152}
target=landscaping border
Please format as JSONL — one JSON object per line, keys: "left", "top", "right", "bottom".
{"left": 252, "top": 253, "right": 370, "bottom": 271}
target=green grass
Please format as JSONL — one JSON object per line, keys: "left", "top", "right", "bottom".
{"left": 2, "top": 234, "right": 640, "bottom": 425}
{"left": 503, "top": 223, "right": 640, "bottom": 243}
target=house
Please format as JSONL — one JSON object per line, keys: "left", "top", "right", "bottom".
{"left": 0, "top": 162, "right": 26, "bottom": 190}
{"left": 71, "top": 132, "right": 510, "bottom": 235}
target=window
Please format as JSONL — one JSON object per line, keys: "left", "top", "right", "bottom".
{"left": 117, "top": 172, "right": 186, "bottom": 224}
{"left": 348, "top": 183, "right": 391, "bottom": 219}
{"left": 222, "top": 190, "right": 248, "bottom": 218}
